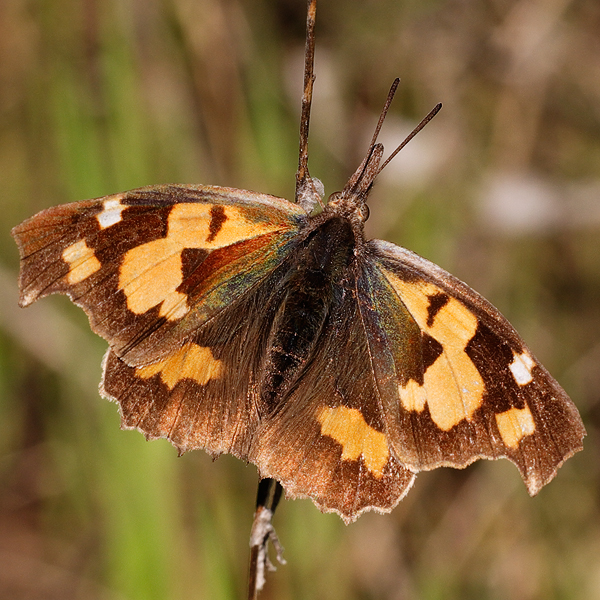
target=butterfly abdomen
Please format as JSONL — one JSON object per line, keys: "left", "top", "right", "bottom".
{"left": 258, "top": 216, "right": 356, "bottom": 413}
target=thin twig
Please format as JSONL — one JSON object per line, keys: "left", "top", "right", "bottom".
{"left": 295, "top": 0, "right": 320, "bottom": 209}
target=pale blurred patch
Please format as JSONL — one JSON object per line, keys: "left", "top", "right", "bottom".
{"left": 480, "top": 172, "right": 600, "bottom": 234}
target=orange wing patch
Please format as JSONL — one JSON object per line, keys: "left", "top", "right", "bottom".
{"left": 120, "top": 204, "right": 287, "bottom": 320}
{"left": 317, "top": 406, "right": 389, "bottom": 478}
{"left": 136, "top": 342, "right": 223, "bottom": 389}
{"left": 495, "top": 406, "right": 536, "bottom": 448}
{"left": 62, "top": 240, "right": 102, "bottom": 284}
{"left": 381, "top": 269, "right": 484, "bottom": 431}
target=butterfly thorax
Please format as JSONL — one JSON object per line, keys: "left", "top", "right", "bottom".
{"left": 323, "top": 192, "right": 369, "bottom": 232}
{"left": 258, "top": 215, "right": 357, "bottom": 415}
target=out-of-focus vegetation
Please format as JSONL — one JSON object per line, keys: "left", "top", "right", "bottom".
{"left": 1, "top": 0, "right": 599, "bottom": 598}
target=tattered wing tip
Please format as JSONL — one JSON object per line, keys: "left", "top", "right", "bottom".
{"left": 524, "top": 437, "right": 585, "bottom": 497}
{"left": 17, "top": 289, "right": 36, "bottom": 308}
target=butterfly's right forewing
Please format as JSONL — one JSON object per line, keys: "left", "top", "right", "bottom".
{"left": 366, "top": 239, "right": 585, "bottom": 494}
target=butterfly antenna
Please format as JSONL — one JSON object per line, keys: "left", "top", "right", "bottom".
{"left": 376, "top": 102, "right": 442, "bottom": 176}
{"left": 369, "top": 77, "right": 401, "bottom": 149}
{"left": 343, "top": 84, "right": 441, "bottom": 198}
{"left": 295, "top": 0, "right": 323, "bottom": 209}
{"left": 343, "top": 78, "right": 401, "bottom": 195}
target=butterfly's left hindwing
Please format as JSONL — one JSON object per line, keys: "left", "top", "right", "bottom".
{"left": 366, "top": 239, "right": 585, "bottom": 495}
{"left": 100, "top": 254, "right": 295, "bottom": 459}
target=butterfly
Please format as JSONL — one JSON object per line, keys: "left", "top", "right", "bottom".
{"left": 12, "top": 7, "right": 584, "bottom": 525}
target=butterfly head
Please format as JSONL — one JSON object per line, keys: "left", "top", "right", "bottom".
{"left": 324, "top": 142, "right": 385, "bottom": 225}
{"left": 321, "top": 90, "right": 442, "bottom": 228}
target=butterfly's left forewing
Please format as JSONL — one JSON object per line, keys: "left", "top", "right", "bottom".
{"left": 13, "top": 184, "right": 306, "bottom": 365}
{"left": 13, "top": 184, "right": 311, "bottom": 461}
{"left": 365, "top": 239, "right": 585, "bottom": 494}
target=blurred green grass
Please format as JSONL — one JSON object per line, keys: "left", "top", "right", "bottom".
{"left": 1, "top": 0, "right": 599, "bottom": 598}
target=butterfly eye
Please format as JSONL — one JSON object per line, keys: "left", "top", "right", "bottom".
{"left": 359, "top": 203, "right": 370, "bottom": 222}
{"left": 327, "top": 192, "right": 342, "bottom": 205}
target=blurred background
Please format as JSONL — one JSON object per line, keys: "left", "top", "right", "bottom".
{"left": 1, "top": 0, "right": 599, "bottom": 598}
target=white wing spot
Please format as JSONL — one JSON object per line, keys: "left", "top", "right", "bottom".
{"left": 509, "top": 351, "right": 535, "bottom": 386}
{"left": 97, "top": 196, "right": 126, "bottom": 229}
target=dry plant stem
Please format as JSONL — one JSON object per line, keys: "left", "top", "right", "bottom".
{"left": 247, "top": 478, "right": 285, "bottom": 600}
{"left": 295, "top": 0, "right": 319, "bottom": 209}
